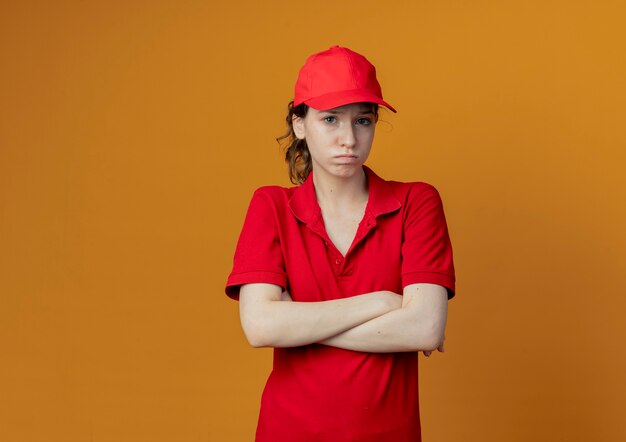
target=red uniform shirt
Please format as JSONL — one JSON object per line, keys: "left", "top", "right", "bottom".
{"left": 226, "top": 166, "right": 455, "bottom": 441}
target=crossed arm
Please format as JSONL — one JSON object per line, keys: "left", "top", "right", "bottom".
{"left": 238, "top": 283, "right": 448, "bottom": 353}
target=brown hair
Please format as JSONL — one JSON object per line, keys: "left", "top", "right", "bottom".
{"left": 277, "top": 101, "right": 380, "bottom": 185}
{"left": 276, "top": 101, "right": 310, "bottom": 184}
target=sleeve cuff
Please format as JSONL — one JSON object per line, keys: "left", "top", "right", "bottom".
{"left": 402, "top": 271, "right": 456, "bottom": 299}
{"left": 225, "top": 270, "right": 287, "bottom": 300}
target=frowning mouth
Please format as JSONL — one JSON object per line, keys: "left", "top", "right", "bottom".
{"left": 334, "top": 155, "right": 359, "bottom": 164}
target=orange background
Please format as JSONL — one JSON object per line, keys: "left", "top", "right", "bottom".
{"left": 1, "top": 1, "right": 625, "bottom": 441}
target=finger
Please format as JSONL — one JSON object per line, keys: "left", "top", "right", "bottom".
{"left": 438, "top": 341, "right": 445, "bottom": 353}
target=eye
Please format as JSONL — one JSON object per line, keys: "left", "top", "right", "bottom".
{"left": 323, "top": 116, "right": 337, "bottom": 123}
{"left": 356, "top": 117, "right": 372, "bottom": 126}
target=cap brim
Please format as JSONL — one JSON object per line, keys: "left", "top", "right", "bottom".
{"left": 302, "top": 89, "right": 397, "bottom": 113}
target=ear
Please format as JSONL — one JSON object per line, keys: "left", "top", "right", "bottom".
{"left": 292, "top": 114, "right": 305, "bottom": 140}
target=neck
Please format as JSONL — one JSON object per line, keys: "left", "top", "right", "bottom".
{"left": 312, "top": 167, "right": 369, "bottom": 208}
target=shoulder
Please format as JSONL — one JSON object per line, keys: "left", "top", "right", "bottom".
{"left": 378, "top": 178, "right": 446, "bottom": 225}
{"left": 249, "top": 184, "right": 295, "bottom": 201}
{"left": 245, "top": 184, "right": 298, "bottom": 215}
{"left": 385, "top": 179, "right": 442, "bottom": 206}
{"left": 365, "top": 166, "right": 442, "bottom": 207}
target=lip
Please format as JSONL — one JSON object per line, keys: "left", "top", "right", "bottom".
{"left": 334, "top": 155, "right": 359, "bottom": 164}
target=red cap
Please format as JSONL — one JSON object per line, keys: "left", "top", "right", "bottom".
{"left": 293, "top": 46, "right": 397, "bottom": 113}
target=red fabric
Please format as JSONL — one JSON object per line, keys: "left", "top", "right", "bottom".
{"left": 226, "top": 166, "right": 455, "bottom": 441}
{"left": 293, "top": 45, "right": 397, "bottom": 113}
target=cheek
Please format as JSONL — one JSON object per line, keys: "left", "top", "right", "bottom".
{"left": 358, "top": 127, "right": 376, "bottom": 144}
{"left": 305, "top": 126, "right": 330, "bottom": 147}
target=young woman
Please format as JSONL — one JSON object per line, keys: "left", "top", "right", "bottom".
{"left": 225, "top": 45, "right": 456, "bottom": 442}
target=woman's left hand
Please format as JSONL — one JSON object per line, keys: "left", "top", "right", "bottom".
{"left": 423, "top": 338, "right": 445, "bottom": 357}
{"left": 280, "top": 290, "right": 293, "bottom": 302}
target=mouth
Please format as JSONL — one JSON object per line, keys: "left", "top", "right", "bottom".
{"left": 334, "top": 155, "right": 359, "bottom": 164}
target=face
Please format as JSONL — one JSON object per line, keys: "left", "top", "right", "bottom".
{"left": 293, "top": 102, "right": 377, "bottom": 180}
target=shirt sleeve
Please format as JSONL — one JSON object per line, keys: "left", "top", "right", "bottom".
{"left": 225, "top": 188, "right": 287, "bottom": 300}
{"left": 401, "top": 184, "right": 456, "bottom": 299}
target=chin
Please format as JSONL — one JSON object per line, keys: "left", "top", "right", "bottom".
{"left": 331, "top": 164, "right": 364, "bottom": 178}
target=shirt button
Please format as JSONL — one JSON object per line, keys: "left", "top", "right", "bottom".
{"left": 335, "top": 259, "right": 341, "bottom": 265}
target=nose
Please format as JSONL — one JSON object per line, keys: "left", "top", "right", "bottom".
{"left": 339, "top": 124, "right": 356, "bottom": 148}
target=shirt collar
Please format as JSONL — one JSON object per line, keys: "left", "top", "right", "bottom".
{"left": 288, "top": 165, "right": 401, "bottom": 225}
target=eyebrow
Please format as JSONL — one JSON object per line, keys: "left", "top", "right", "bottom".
{"left": 324, "top": 107, "right": 375, "bottom": 115}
